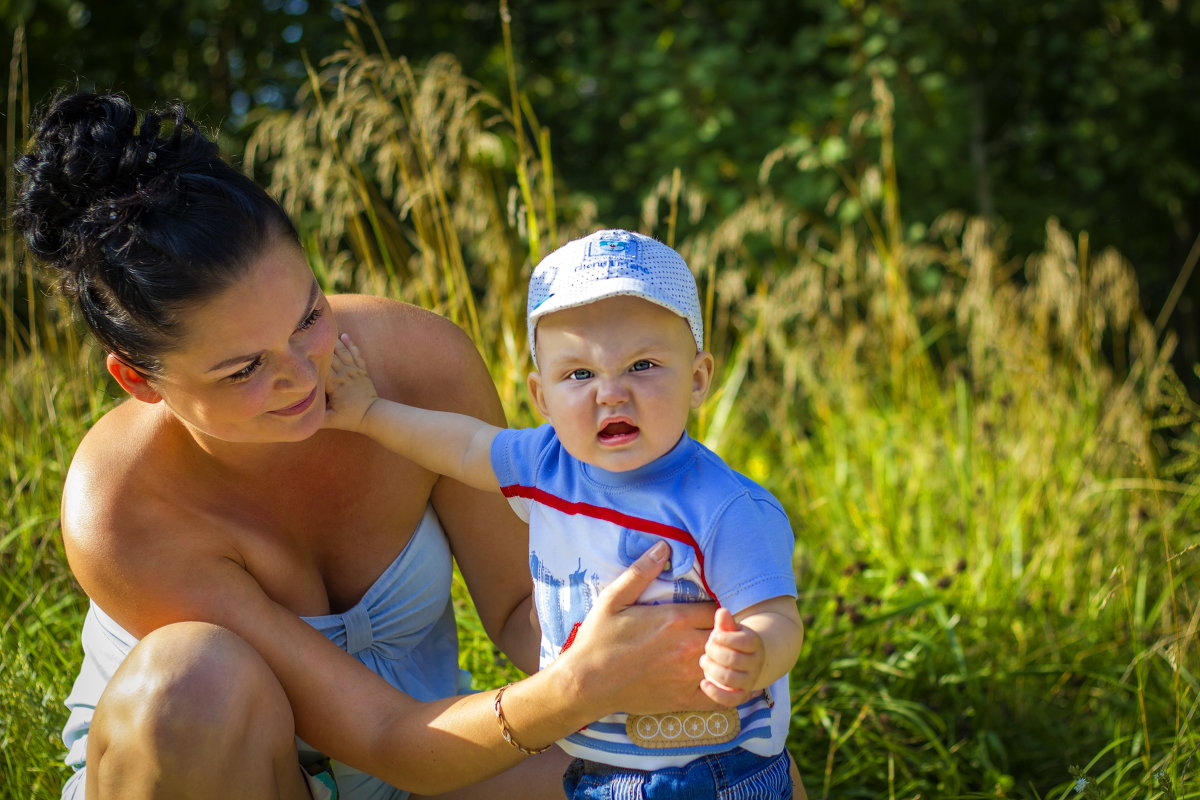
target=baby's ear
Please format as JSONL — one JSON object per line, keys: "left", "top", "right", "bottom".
{"left": 690, "top": 350, "right": 715, "bottom": 409}
{"left": 106, "top": 354, "right": 162, "bottom": 404}
{"left": 527, "top": 371, "right": 551, "bottom": 422}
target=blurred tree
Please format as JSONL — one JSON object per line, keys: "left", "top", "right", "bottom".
{"left": 843, "top": 0, "right": 1200, "bottom": 362}
{"left": 502, "top": 0, "right": 1200, "bottom": 372}
{"left": 4, "top": 0, "right": 308, "bottom": 127}
{"left": 0, "top": 1, "right": 505, "bottom": 138}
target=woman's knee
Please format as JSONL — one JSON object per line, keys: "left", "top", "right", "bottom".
{"left": 92, "top": 621, "right": 295, "bottom": 759}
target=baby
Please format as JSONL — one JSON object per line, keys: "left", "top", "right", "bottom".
{"left": 325, "top": 229, "right": 803, "bottom": 798}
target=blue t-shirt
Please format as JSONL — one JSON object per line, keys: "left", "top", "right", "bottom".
{"left": 491, "top": 425, "right": 797, "bottom": 770}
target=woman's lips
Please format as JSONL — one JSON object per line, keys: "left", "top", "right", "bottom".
{"left": 271, "top": 387, "right": 317, "bottom": 416}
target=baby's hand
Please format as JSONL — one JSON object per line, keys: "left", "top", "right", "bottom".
{"left": 324, "top": 333, "right": 379, "bottom": 433}
{"left": 699, "top": 608, "right": 765, "bottom": 707}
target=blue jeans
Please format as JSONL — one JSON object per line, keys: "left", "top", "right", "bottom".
{"left": 562, "top": 748, "right": 792, "bottom": 799}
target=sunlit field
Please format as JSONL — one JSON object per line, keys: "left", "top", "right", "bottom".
{"left": 3, "top": 15, "right": 1197, "bottom": 799}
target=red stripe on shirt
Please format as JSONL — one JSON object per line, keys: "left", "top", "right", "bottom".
{"left": 501, "top": 484, "right": 718, "bottom": 602}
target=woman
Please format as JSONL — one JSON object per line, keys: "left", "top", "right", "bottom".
{"left": 16, "top": 92, "right": 808, "bottom": 800}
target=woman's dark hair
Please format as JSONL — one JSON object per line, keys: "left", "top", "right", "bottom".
{"left": 12, "top": 92, "right": 298, "bottom": 374}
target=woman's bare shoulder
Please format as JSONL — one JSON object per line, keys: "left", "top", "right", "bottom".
{"left": 63, "top": 400, "right": 164, "bottom": 535}
{"left": 61, "top": 402, "right": 229, "bottom": 618}
{"left": 329, "top": 294, "right": 504, "bottom": 419}
{"left": 330, "top": 294, "right": 469, "bottom": 351}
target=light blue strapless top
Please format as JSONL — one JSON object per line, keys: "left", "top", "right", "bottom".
{"left": 61, "top": 506, "right": 462, "bottom": 800}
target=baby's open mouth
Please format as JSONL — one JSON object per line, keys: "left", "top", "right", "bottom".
{"left": 598, "top": 421, "right": 639, "bottom": 442}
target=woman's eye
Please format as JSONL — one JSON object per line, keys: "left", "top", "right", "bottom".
{"left": 569, "top": 368, "right": 593, "bottom": 381}
{"left": 227, "top": 356, "right": 264, "bottom": 382}
{"left": 630, "top": 360, "right": 653, "bottom": 372}
{"left": 297, "top": 306, "right": 323, "bottom": 331}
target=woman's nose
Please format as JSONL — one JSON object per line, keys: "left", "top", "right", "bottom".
{"left": 274, "top": 344, "right": 317, "bottom": 389}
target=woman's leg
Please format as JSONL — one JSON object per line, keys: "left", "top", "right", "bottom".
{"left": 84, "top": 621, "right": 312, "bottom": 800}
{"left": 789, "top": 753, "right": 809, "bottom": 800}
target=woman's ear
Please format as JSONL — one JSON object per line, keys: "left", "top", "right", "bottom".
{"left": 527, "top": 371, "right": 551, "bottom": 422}
{"left": 690, "top": 350, "right": 716, "bottom": 409}
{"left": 106, "top": 354, "right": 162, "bottom": 404}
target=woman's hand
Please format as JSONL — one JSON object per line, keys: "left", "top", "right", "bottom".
{"left": 550, "top": 541, "right": 719, "bottom": 719}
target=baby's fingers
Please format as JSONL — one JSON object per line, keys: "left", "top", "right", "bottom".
{"left": 329, "top": 332, "right": 358, "bottom": 371}
{"left": 706, "top": 627, "right": 761, "bottom": 656}
{"left": 700, "top": 649, "right": 755, "bottom": 691}
{"left": 331, "top": 333, "right": 372, "bottom": 383}
{"left": 699, "top": 677, "right": 752, "bottom": 708}
{"left": 338, "top": 332, "right": 368, "bottom": 367}
{"left": 330, "top": 336, "right": 352, "bottom": 372}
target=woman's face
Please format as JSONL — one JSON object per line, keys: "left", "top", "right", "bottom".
{"left": 147, "top": 238, "right": 337, "bottom": 445}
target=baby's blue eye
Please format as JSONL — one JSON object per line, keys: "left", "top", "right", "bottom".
{"left": 569, "top": 368, "right": 593, "bottom": 380}
{"left": 631, "top": 360, "right": 653, "bottom": 372}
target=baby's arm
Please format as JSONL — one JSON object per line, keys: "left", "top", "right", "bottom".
{"left": 325, "top": 333, "right": 502, "bottom": 493}
{"left": 699, "top": 597, "right": 804, "bottom": 706}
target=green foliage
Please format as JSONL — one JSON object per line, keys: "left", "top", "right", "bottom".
{"left": 3, "top": 16, "right": 1199, "bottom": 800}
{"left": 0, "top": 1, "right": 508, "bottom": 139}
{"left": 0, "top": 355, "right": 101, "bottom": 798}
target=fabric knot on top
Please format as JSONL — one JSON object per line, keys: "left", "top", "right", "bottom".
{"left": 343, "top": 604, "right": 374, "bottom": 655}
{"left": 298, "top": 505, "right": 461, "bottom": 702}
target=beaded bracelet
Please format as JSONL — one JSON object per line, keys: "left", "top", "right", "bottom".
{"left": 494, "top": 682, "right": 553, "bottom": 755}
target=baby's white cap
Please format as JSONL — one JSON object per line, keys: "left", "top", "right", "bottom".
{"left": 527, "top": 229, "right": 703, "bottom": 366}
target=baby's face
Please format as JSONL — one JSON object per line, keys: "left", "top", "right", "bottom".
{"left": 528, "top": 295, "right": 713, "bottom": 472}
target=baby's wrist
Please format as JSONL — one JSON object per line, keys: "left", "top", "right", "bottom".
{"left": 357, "top": 396, "right": 383, "bottom": 435}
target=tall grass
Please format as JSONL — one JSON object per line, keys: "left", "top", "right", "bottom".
{"left": 3, "top": 11, "right": 1197, "bottom": 798}
{"left": 1, "top": 353, "right": 100, "bottom": 798}
{"left": 1, "top": 20, "right": 100, "bottom": 798}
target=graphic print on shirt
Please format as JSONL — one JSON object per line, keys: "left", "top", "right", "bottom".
{"left": 673, "top": 579, "right": 704, "bottom": 603}
{"left": 530, "top": 551, "right": 601, "bottom": 661}
{"left": 530, "top": 543, "right": 707, "bottom": 663}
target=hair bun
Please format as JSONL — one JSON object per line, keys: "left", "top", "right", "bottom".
{"left": 11, "top": 91, "right": 294, "bottom": 372}
{"left": 12, "top": 92, "right": 214, "bottom": 280}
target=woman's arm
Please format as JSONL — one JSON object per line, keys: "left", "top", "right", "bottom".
{"left": 69, "top": 484, "right": 704, "bottom": 793}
